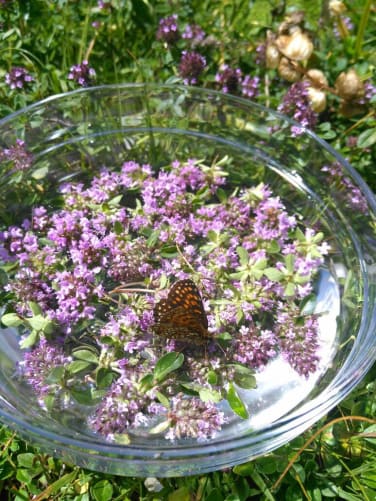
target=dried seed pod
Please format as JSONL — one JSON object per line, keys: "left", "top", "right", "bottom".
{"left": 278, "top": 57, "right": 301, "bottom": 82}
{"left": 305, "top": 69, "right": 328, "bottom": 89}
{"left": 266, "top": 43, "right": 280, "bottom": 69}
{"left": 335, "top": 69, "right": 364, "bottom": 101}
{"left": 307, "top": 87, "right": 327, "bottom": 112}
{"left": 329, "top": 0, "right": 346, "bottom": 16}
{"left": 276, "top": 30, "right": 313, "bottom": 61}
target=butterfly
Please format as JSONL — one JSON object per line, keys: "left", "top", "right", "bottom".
{"left": 153, "top": 279, "right": 211, "bottom": 344}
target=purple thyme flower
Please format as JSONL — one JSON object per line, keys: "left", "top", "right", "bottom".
{"left": 98, "top": 0, "right": 111, "bottom": 8}
{"left": 19, "top": 338, "right": 71, "bottom": 400}
{"left": 359, "top": 79, "right": 376, "bottom": 104}
{"left": 182, "top": 24, "right": 205, "bottom": 46}
{"left": 234, "top": 326, "right": 278, "bottom": 369}
{"left": 255, "top": 43, "right": 266, "bottom": 66}
{"left": 68, "top": 60, "right": 96, "bottom": 87}
{"left": 253, "top": 195, "right": 296, "bottom": 242}
{"left": 278, "top": 81, "right": 318, "bottom": 135}
{"left": 2, "top": 155, "right": 329, "bottom": 439}
{"left": 241, "top": 75, "right": 260, "bottom": 99}
{"left": 156, "top": 14, "right": 179, "bottom": 44}
{"left": 215, "top": 64, "right": 243, "bottom": 94}
{"left": 276, "top": 307, "right": 320, "bottom": 377}
{"left": 165, "top": 394, "right": 226, "bottom": 441}
{"left": 5, "top": 67, "right": 34, "bottom": 90}
{"left": 321, "top": 162, "right": 368, "bottom": 213}
{"left": 178, "top": 51, "right": 206, "bottom": 85}
{"left": 334, "top": 16, "right": 354, "bottom": 39}
{"left": 0, "top": 139, "right": 33, "bottom": 171}
{"left": 88, "top": 373, "right": 154, "bottom": 437}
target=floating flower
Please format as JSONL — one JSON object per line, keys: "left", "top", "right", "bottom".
{"left": 1, "top": 157, "right": 328, "bottom": 441}
{"left": 19, "top": 339, "right": 72, "bottom": 400}
{"left": 165, "top": 394, "right": 226, "bottom": 441}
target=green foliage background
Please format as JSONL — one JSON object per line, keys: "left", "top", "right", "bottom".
{"left": 0, "top": 1, "right": 375, "bottom": 499}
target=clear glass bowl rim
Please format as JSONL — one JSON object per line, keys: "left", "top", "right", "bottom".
{"left": 0, "top": 83, "right": 375, "bottom": 472}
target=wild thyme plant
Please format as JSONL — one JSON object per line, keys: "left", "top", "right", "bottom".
{"left": 0, "top": 157, "right": 329, "bottom": 442}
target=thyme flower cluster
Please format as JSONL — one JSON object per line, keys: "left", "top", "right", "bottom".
{"left": 5, "top": 67, "right": 34, "bottom": 90}
{"left": 68, "top": 60, "right": 96, "bottom": 87}
{"left": 0, "top": 158, "right": 329, "bottom": 442}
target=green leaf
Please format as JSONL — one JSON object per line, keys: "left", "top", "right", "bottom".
{"left": 19, "top": 329, "right": 39, "bottom": 349}
{"left": 92, "top": 479, "right": 114, "bottom": 501}
{"left": 156, "top": 391, "right": 170, "bottom": 408}
{"left": 286, "top": 0, "right": 322, "bottom": 29}
{"left": 207, "top": 229, "right": 220, "bottom": 242}
{"left": 267, "top": 240, "right": 280, "bottom": 253}
{"left": 28, "top": 301, "right": 42, "bottom": 316}
{"left": 96, "top": 368, "right": 115, "bottom": 389}
{"left": 159, "top": 244, "right": 178, "bottom": 258}
{"left": 139, "top": 373, "right": 154, "bottom": 392}
{"left": 73, "top": 349, "right": 99, "bottom": 364}
{"left": 1, "top": 312, "right": 23, "bottom": 327}
{"left": 179, "top": 382, "right": 200, "bottom": 396}
{"left": 71, "top": 387, "right": 98, "bottom": 405}
{"left": 16, "top": 469, "right": 33, "bottom": 484}
{"left": 284, "top": 282, "right": 296, "bottom": 297}
{"left": 294, "top": 227, "right": 306, "bottom": 242}
{"left": 67, "top": 360, "right": 93, "bottom": 374}
{"left": 249, "top": 0, "right": 272, "bottom": 28}
{"left": 362, "top": 424, "right": 376, "bottom": 445}
{"left": 45, "top": 366, "right": 65, "bottom": 383}
{"left": 31, "top": 165, "right": 49, "bottom": 180}
{"left": 108, "top": 194, "right": 123, "bottom": 207}
{"left": 113, "top": 220, "right": 123, "bottom": 235}
{"left": 149, "top": 419, "right": 171, "bottom": 435}
{"left": 358, "top": 128, "right": 376, "bottom": 149}
{"left": 263, "top": 268, "right": 284, "bottom": 282}
{"left": 199, "top": 387, "right": 222, "bottom": 403}
{"left": 44, "top": 393, "right": 57, "bottom": 413}
{"left": 207, "top": 370, "right": 218, "bottom": 385}
{"left": 168, "top": 486, "right": 191, "bottom": 501}
{"left": 111, "top": 432, "right": 131, "bottom": 444}
{"left": 42, "top": 472, "right": 79, "bottom": 496}
{"left": 17, "top": 452, "right": 37, "bottom": 468}
{"left": 154, "top": 352, "right": 184, "bottom": 383}
{"left": 216, "top": 187, "right": 228, "bottom": 203}
{"left": 284, "top": 254, "right": 295, "bottom": 272}
{"left": 313, "top": 231, "right": 324, "bottom": 243}
{"left": 147, "top": 228, "right": 160, "bottom": 247}
{"left": 27, "top": 314, "right": 53, "bottom": 333}
{"left": 233, "top": 461, "right": 255, "bottom": 476}
{"left": 236, "top": 246, "right": 249, "bottom": 265}
{"left": 233, "top": 365, "right": 257, "bottom": 389}
{"left": 226, "top": 382, "right": 249, "bottom": 419}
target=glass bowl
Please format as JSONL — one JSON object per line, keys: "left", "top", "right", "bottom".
{"left": 0, "top": 84, "right": 375, "bottom": 477}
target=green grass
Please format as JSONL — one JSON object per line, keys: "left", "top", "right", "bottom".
{"left": 0, "top": 1, "right": 375, "bottom": 499}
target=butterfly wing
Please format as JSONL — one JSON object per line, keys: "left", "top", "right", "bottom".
{"left": 153, "top": 279, "right": 209, "bottom": 342}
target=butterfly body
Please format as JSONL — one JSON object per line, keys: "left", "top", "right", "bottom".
{"left": 153, "top": 279, "right": 210, "bottom": 344}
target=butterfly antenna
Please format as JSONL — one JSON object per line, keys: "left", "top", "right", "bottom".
{"left": 176, "top": 243, "right": 195, "bottom": 273}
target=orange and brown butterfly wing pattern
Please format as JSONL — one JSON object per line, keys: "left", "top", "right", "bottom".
{"left": 153, "top": 279, "right": 210, "bottom": 344}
